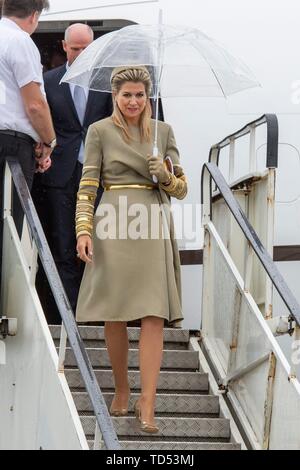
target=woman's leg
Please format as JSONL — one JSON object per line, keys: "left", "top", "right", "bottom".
{"left": 104, "top": 321, "right": 130, "bottom": 410}
{"left": 138, "top": 316, "right": 164, "bottom": 425}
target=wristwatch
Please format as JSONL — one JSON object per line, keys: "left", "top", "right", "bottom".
{"left": 44, "top": 138, "right": 57, "bottom": 149}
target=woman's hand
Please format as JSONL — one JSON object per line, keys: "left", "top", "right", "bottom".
{"left": 77, "top": 235, "right": 93, "bottom": 264}
{"left": 147, "top": 155, "right": 170, "bottom": 184}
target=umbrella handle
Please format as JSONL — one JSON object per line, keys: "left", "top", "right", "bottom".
{"left": 152, "top": 146, "right": 159, "bottom": 184}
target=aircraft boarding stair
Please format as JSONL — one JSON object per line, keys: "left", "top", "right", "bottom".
{"left": 1, "top": 114, "right": 300, "bottom": 450}
{"left": 50, "top": 325, "right": 242, "bottom": 450}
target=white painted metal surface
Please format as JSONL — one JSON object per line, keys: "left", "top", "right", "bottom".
{"left": 201, "top": 221, "right": 300, "bottom": 449}
{"left": 212, "top": 169, "right": 274, "bottom": 316}
{"left": 0, "top": 216, "right": 88, "bottom": 450}
{"left": 0, "top": 340, "right": 5, "bottom": 365}
{"left": 190, "top": 337, "right": 247, "bottom": 450}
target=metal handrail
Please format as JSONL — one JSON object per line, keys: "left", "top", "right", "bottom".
{"left": 5, "top": 157, "right": 121, "bottom": 450}
{"left": 201, "top": 161, "right": 300, "bottom": 328}
{"left": 209, "top": 114, "right": 279, "bottom": 169}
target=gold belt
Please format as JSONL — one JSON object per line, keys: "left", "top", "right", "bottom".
{"left": 104, "top": 184, "right": 157, "bottom": 191}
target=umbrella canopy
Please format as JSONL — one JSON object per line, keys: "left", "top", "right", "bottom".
{"left": 61, "top": 24, "right": 259, "bottom": 99}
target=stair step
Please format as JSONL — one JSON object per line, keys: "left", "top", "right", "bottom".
{"left": 65, "top": 369, "right": 209, "bottom": 392}
{"left": 81, "top": 416, "right": 231, "bottom": 439}
{"left": 50, "top": 325, "right": 190, "bottom": 344}
{"left": 88, "top": 440, "right": 241, "bottom": 450}
{"left": 73, "top": 392, "right": 219, "bottom": 415}
{"left": 62, "top": 348, "right": 199, "bottom": 370}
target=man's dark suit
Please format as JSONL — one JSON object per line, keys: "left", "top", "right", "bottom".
{"left": 32, "top": 64, "right": 112, "bottom": 324}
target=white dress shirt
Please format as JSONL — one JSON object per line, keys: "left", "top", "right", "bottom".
{"left": 66, "top": 62, "right": 89, "bottom": 163}
{"left": 0, "top": 17, "right": 45, "bottom": 142}
{"left": 66, "top": 62, "right": 89, "bottom": 103}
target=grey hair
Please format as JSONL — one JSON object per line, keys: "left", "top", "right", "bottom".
{"left": 64, "top": 23, "right": 94, "bottom": 42}
{"left": 2, "top": 0, "right": 49, "bottom": 18}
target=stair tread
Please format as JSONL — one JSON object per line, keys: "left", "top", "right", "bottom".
{"left": 65, "top": 369, "right": 209, "bottom": 391}
{"left": 50, "top": 325, "right": 191, "bottom": 343}
{"left": 62, "top": 348, "right": 199, "bottom": 370}
{"left": 72, "top": 391, "right": 220, "bottom": 415}
{"left": 81, "top": 416, "right": 231, "bottom": 438}
{"left": 88, "top": 440, "right": 241, "bottom": 450}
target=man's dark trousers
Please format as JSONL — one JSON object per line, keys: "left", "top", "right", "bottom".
{"left": 33, "top": 162, "right": 83, "bottom": 324}
{"left": 0, "top": 133, "right": 35, "bottom": 288}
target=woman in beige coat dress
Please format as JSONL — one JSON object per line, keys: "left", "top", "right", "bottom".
{"left": 76, "top": 66, "right": 187, "bottom": 433}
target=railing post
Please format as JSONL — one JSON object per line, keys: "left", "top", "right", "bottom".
{"left": 58, "top": 324, "right": 67, "bottom": 373}
{"left": 290, "top": 325, "right": 300, "bottom": 380}
{"left": 249, "top": 126, "right": 256, "bottom": 173}
{"left": 244, "top": 242, "right": 254, "bottom": 293}
{"left": 262, "top": 352, "right": 276, "bottom": 449}
{"left": 229, "top": 139, "right": 235, "bottom": 182}
{"left": 3, "top": 162, "right": 12, "bottom": 219}
{"left": 228, "top": 287, "right": 242, "bottom": 374}
{"left": 265, "top": 168, "right": 276, "bottom": 320}
{"left": 29, "top": 242, "right": 38, "bottom": 287}
{"left": 94, "top": 422, "right": 104, "bottom": 450}
{"left": 201, "top": 228, "right": 213, "bottom": 333}
{"left": 201, "top": 167, "right": 211, "bottom": 226}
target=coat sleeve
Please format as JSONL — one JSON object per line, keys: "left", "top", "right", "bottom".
{"left": 75, "top": 124, "right": 103, "bottom": 238}
{"left": 159, "top": 125, "right": 188, "bottom": 200}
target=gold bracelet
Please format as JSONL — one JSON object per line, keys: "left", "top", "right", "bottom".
{"left": 160, "top": 173, "right": 177, "bottom": 192}
{"left": 161, "top": 173, "right": 172, "bottom": 186}
{"left": 79, "top": 180, "right": 99, "bottom": 188}
{"left": 76, "top": 223, "right": 94, "bottom": 230}
{"left": 76, "top": 212, "right": 94, "bottom": 218}
{"left": 76, "top": 231, "right": 92, "bottom": 239}
{"left": 76, "top": 216, "right": 93, "bottom": 223}
{"left": 76, "top": 205, "right": 95, "bottom": 213}
{"left": 77, "top": 194, "right": 96, "bottom": 202}
{"left": 159, "top": 173, "right": 187, "bottom": 199}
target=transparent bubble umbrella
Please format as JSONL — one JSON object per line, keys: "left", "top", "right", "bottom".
{"left": 61, "top": 19, "right": 260, "bottom": 164}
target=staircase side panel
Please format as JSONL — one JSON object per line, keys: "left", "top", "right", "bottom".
{"left": 0, "top": 219, "right": 87, "bottom": 450}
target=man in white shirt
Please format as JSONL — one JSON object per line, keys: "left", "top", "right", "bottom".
{"left": 0, "top": 0, "right": 56, "bottom": 281}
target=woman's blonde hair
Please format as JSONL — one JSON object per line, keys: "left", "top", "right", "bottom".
{"left": 111, "top": 66, "right": 152, "bottom": 143}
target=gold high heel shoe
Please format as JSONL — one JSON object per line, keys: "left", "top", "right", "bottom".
{"left": 134, "top": 399, "right": 159, "bottom": 434}
{"left": 109, "top": 392, "right": 130, "bottom": 417}
{"left": 109, "top": 405, "right": 128, "bottom": 417}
